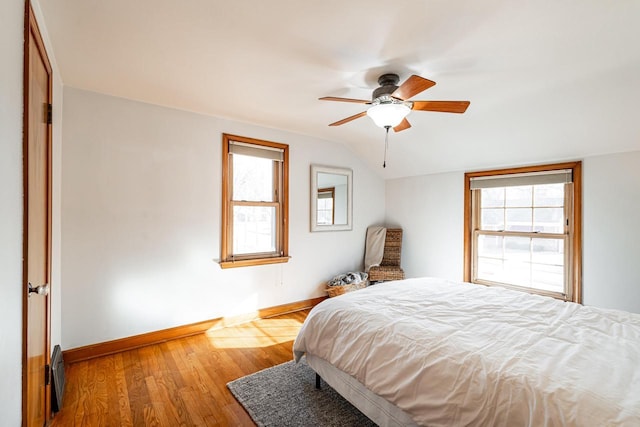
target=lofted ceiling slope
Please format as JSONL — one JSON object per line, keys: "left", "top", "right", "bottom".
{"left": 39, "top": 0, "right": 640, "bottom": 178}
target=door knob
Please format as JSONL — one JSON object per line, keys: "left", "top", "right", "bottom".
{"left": 28, "top": 282, "right": 49, "bottom": 296}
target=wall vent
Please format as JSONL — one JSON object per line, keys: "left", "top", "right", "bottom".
{"left": 51, "top": 345, "right": 65, "bottom": 413}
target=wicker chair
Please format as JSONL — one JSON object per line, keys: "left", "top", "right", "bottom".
{"left": 368, "top": 228, "right": 405, "bottom": 282}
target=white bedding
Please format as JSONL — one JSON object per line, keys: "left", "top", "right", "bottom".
{"left": 293, "top": 277, "right": 640, "bottom": 426}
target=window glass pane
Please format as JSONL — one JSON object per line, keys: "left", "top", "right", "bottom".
{"left": 481, "top": 188, "right": 504, "bottom": 208}
{"left": 478, "top": 235, "right": 531, "bottom": 285}
{"left": 233, "top": 205, "right": 276, "bottom": 255}
{"left": 534, "top": 183, "right": 564, "bottom": 207}
{"left": 533, "top": 208, "right": 564, "bottom": 233}
{"left": 532, "top": 238, "right": 564, "bottom": 266}
{"left": 505, "top": 208, "right": 533, "bottom": 232}
{"left": 504, "top": 236, "right": 530, "bottom": 262}
{"left": 478, "top": 235, "right": 503, "bottom": 258}
{"left": 481, "top": 208, "right": 504, "bottom": 231}
{"left": 477, "top": 257, "right": 502, "bottom": 282}
{"left": 233, "top": 154, "right": 274, "bottom": 202}
{"left": 503, "top": 260, "right": 531, "bottom": 286}
{"left": 477, "top": 235, "right": 566, "bottom": 293}
{"left": 531, "top": 264, "right": 564, "bottom": 293}
{"left": 531, "top": 238, "right": 565, "bottom": 292}
{"left": 317, "top": 198, "right": 333, "bottom": 225}
{"left": 505, "top": 186, "right": 532, "bottom": 207}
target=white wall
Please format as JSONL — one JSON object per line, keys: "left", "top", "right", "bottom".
{"left": 0, "top": 0, "right": 27, "bottom": 423}
{"left": 582, "top": 151, "right": 640, "bottom": 312}
{"left": 386, "top": 151, "right": 640, "bottom": 313}
{"left": 61, "top": 87, "right": 385, "bottom": 349}
{"left": 385, "top": 172, "right": 464, "bottom": 281}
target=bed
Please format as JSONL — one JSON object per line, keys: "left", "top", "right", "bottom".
{"left": 293, "top": 277, "right": 640, "bottom": 426}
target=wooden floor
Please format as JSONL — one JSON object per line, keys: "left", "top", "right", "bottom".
{"left": 51, "top": 309, "right": 310, "bottom": 426}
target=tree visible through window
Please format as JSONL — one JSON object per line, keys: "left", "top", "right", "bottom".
{"left": 220, "top": 134, "right": 289, "bottom": 268}
{"left": 464, "top": 162, "right": 582, "bottom": 302}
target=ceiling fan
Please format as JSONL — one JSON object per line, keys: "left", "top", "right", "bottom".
{"left": 320, "top": 73, "right": 470, "bottom": 132}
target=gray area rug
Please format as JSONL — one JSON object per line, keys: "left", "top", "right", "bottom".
{"left": 227, "top": 358, "right": 377, "bottom": 426}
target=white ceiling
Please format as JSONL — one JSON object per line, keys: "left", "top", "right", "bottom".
{"left": 39, "top": 0, "right": 640, "bottom": 179}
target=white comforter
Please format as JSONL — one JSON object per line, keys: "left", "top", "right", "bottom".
{"left": 293, "top": 278, "right": 640, "bottom": 426}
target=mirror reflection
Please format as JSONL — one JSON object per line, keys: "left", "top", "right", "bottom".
{"left": 317, "top": 173, "right": 348, "bottom": 225}
{"left": 311, "top": 165, "right": 352, "bottom": 231}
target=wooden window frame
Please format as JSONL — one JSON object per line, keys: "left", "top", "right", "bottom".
{"left": 463, "top": 161, "right": 582, "bottom": 303}
{"left": 220, "top": 134, "right": 289, "bottom": 269}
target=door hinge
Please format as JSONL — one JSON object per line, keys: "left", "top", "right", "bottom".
{"left": 46, "top": 103, "right": 52, "bottom": 125}
{"left": 44, "top": 364, "right": 51, "bottom": 386}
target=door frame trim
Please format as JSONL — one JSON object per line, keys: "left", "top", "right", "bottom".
{"left": 23, "top": 2, "right": 53, "bottom": 425}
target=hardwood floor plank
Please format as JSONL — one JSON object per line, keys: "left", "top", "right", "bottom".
{"left": 155, "top": 362, "right": 194, "bottom": 424}
{"left": 51, "top": 309, "right": 310, "bottom": 426}
{"left": 113, "top": 354, "right": 134, "bottom": 427}
{"left": 178, "top": 386, "right": 213, "bottom": 427}
{"left": 159, "top": 341, "right": 185, "bottom": 389}
{"left": 122, "top": 349, "right": 158, "bottom": 426}
{"left": 81, "top": 357, "right": 101, "bottom": 426}
{"left": 143, "top": 404, "right": 161, "bottom": 427}
{"left": 183, "top": 347, "right": 235, "bottom": 421}
{"left": 166, "top": 340, "right": 210, "bottom": 397}
{"left": 99, "top": 355, "right": 121, "bottom": 423}
{"left": 57, "top": 361, "right": 84, "bottom": 425}
{"left": 144, "top": 375, "right": 178, "bottom": 426}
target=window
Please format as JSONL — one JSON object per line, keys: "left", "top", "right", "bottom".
{"left": 316, "top": 187, "right": 335, "bottom": 225}
{"left": 464, "top": 162, "right": 582, "bottom": 302}
{"left": 220, "top": 134, "right": 289, "bottom": 268}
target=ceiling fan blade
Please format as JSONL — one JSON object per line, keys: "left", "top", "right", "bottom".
{"left": 393, "top": 118, "right": 411, "bottom": 132}
{"left": 319, "top": 96, "right": 371, "bottom": 104}
{"left": 392, "top": 75, "right": 436, "bottom": 100}
{"left": 412, "top": 100, "right": 470, "bottom": 113}
{"left": 329, "top": 111, "right": 367, "bottom": 126}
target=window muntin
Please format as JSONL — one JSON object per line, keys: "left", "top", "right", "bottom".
{"left": 465, "top": 163, "right": 582, "bottom": 302}
{"left": 221, "top": 134, "right": 289, "bottom": 268}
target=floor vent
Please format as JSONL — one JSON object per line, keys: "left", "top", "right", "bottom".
{"left": 51, "top": 345, "right": 65, "bottom": 413}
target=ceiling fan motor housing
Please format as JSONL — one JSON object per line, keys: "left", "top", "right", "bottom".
{"left": 372, "top": 73, "right": 400, "bottom": 102}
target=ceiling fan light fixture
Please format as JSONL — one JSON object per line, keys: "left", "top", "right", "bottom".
{"left": 366, "top": 103, "right": 411, "bottom": 128}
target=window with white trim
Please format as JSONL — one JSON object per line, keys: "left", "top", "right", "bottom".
{"left": 464, "top": 162, "right": 582, "bottom": 302}
{"left": 220, "top": 134, "right": 289, "bottom": 268}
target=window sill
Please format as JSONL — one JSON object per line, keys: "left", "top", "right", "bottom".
{"left": 219, "top": 256, "right": 291, "bottom": 269}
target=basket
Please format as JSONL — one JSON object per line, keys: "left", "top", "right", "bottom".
{"left": 325, "top": 280, "right": 367, "bottom": 297}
